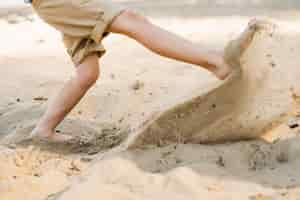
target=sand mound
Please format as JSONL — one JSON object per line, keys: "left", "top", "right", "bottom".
{"left": 53, "top": 136, "right": 300, "bottom": 200}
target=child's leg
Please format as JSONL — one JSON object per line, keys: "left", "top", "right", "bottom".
{"left": 108, "top": 10, "right": 231, "bottom": 80}
{"left": 31, "top": 54, "right": 100, "bottom": 142}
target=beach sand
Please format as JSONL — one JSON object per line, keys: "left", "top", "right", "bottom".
{"left": 1, "top": 2, "right": 300, "bottom": 200}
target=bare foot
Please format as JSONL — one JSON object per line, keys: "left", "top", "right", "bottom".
{"left": 212, "top": 57, "right": 233, "bottom": 80}
{"left": 29, "top": 128, "right": 73, "bottom": 143}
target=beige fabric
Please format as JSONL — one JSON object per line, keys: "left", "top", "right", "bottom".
{"left": 32, "top": 0, "right": 125, "bottom": 65}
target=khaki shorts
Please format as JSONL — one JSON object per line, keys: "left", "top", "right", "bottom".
{"left": 32, "top": 0, "right": 125, "bottom": 65}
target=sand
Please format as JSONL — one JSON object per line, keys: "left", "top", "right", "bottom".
{"left": 1, "top": 2, "right": 300, "bottom": 200}
{"left": 124, "top": 20, "right": 279, "bottom": 148}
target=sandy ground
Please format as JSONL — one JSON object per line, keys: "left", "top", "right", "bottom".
{"left": 2, "top": 2, "right": 300, "bottom": 200}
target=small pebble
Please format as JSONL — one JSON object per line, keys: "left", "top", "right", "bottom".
{"left": 288, "top": 123, "right": 299, "bottom": 129}
{"left": 131, "top": 80, "right": 144, "bottom": 91}
{"left": 33, "top": 96, "right": 48, "bottom": 101}
{"left": 270, "top": 62, "right": 276, "bottom": 68}
{"left": 216, "top": 156, "right": 225, "bottom": 167}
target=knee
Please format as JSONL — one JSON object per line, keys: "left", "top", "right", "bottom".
{"left": 75, "top": 57, "right": 100, "bottom": 89}
{"left": 76, "top": 67, "right": 99, "bottom": 89}
{"left": 110, "top": 9, "right": 150, "bottom": 35}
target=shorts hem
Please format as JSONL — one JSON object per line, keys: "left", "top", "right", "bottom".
{"left": 90, "top": 6, "right": 126, "bottom": 43}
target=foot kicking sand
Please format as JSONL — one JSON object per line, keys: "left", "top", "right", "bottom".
{"left": 122, "top": 19, "right": 272, "bottom": 149}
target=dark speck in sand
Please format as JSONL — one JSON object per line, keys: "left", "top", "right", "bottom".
{"left": 288, "top": 118, "right": 300, "bottom": 129}
{"left": 288, "top": 123, "right": 299, "bottom": 129}
{"left": 266, "top": 54, "right": 272, "bottom": 58}
{"left": 270, "top": 62, "right": 276, "bottom": 68}
{"left": 33, "top": 96, "right": 48, "bottom": 101}
{"left": 118, "top": 117, "right": 124, "bottom": 123}
{"left": 131, "top": 80, "right": 144, "bottom": 91}
{"left": 37, "top": 39, "right": 45, "bottom": 44}
{"left": 276, "top": 151, "right": 289, "bottom": 163}
{"left": 216, "top": 156, "right": 225, "bottom": 167}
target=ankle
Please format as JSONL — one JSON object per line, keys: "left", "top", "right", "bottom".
{"left": 204, "top": 51, "right": 223, "bottom": 69}
{"left": 33, "top": 125, "right": 55, "bottom": 137}
{"left": 213, "top": 58, "right": 233, "bottom": 80}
